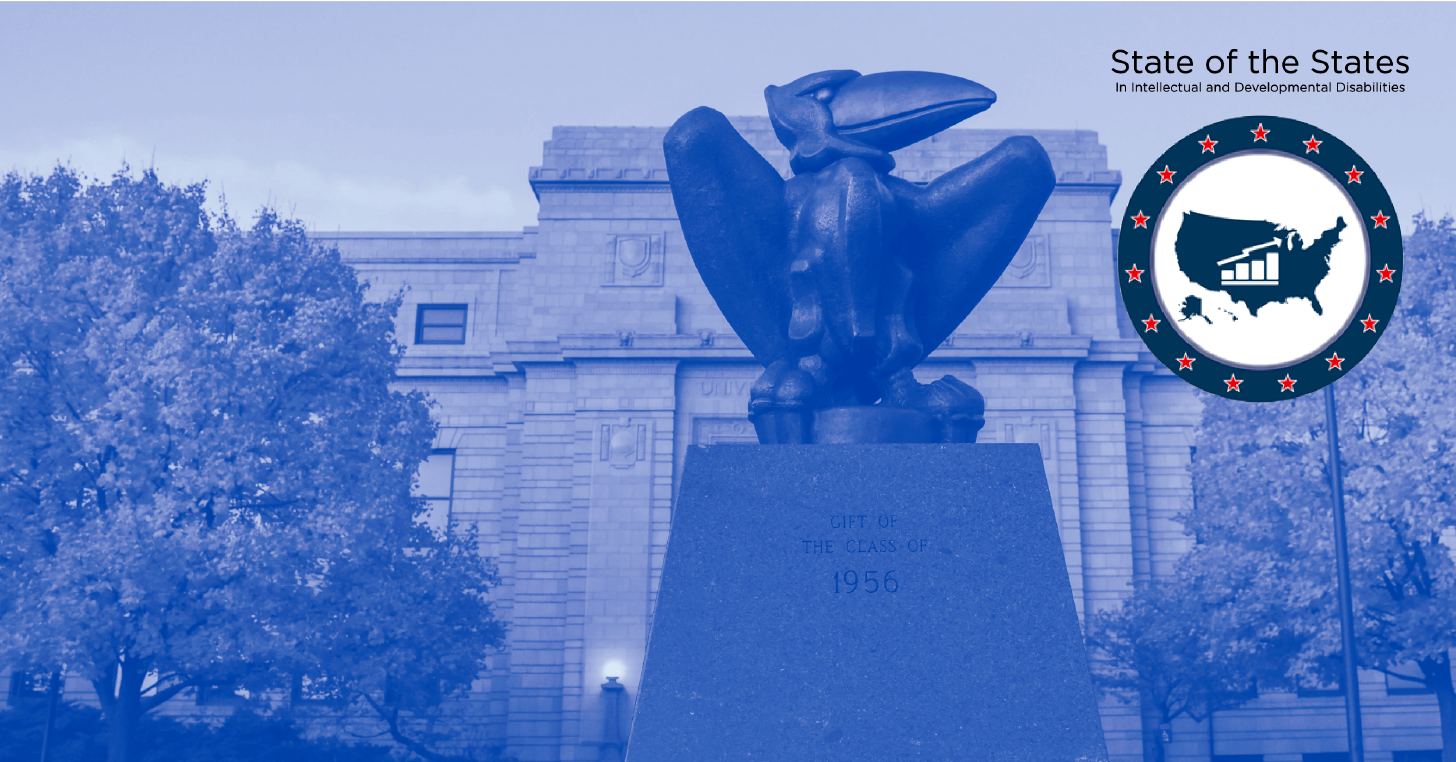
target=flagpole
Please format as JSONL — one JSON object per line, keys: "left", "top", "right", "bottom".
{"left": 1324, "top": 384, "right": 1364, "bottom": 761}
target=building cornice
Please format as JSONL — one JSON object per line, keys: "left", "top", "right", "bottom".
{"left": 388, "top": 334, "right": 1144, "bottom": 379}
{"left": 485, "top": 333, "right": 1104, "bottom": 367}
{"left": 527, "top": 168, "right": 1122, "bottom": 203}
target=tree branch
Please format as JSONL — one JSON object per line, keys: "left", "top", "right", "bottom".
{"left": 361, "top": 692, "right": 472, "bottom": 762}
{"left": 140, "top": 678, "right": 196, "bottom": 713}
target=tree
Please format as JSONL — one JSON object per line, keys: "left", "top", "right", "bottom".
{"left": 1086, "top": 577, "right": 1287, "bottom": 762}
{"left": 0, "top": 701, "right": 399, "bottom": 762}
{"left": 1183, "top": 214, "right": 1456, "bottom": 759}
{"left": 0, "top": 167, "right": 505, "bottom": 762}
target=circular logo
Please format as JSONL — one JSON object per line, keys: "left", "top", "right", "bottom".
{"left": 1118, "top": 116, "right": 1401, "bottom": 401}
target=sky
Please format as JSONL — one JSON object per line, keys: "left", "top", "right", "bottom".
{"left": 1, "top": 2, "right": 1452, "bottom": 233}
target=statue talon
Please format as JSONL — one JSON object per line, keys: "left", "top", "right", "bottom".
{"left": 665, "top": 70, "right": 1056, "bottom": 444}
{"left": 749, "top": 359, "right": 792, "bottom": 416}
{"left": 749, "top": 360, "right": 817, "bottom": 444}
{"left": 920, "top": 375, "right": 987, "bottom": 444}
{"left": 882, "top": 370, "right": 985, "bottom": 444}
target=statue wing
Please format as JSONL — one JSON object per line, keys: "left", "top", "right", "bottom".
{"left": 904, "top": 135, "right": 1056, "bottom": 355}
{"left": 664, "top": 107, "right": 792, "bottom": 363}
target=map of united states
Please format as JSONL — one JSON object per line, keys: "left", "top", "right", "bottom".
{"left": 1174, "top": 211, "right": 1345, "bottom": 318}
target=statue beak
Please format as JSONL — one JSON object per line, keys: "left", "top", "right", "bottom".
{"left": 829, "top": 71, "right": 997, "bottom": 153}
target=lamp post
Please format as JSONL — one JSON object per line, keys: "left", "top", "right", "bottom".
{"left": 599, "top": 676, "right": 626, "bottom": 762}
{"left": 1324, "top": 385, "right": 1364, "bottom": 762}
{"left": 39, "top": 670, "right": 61, "bottom": 762}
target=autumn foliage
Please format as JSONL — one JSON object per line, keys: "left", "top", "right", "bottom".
{"left": 1091, "top": 214, "right": 1456, "bottom": 759}
{"left": 0, "top": 168, "right": 504, "bottom": 761}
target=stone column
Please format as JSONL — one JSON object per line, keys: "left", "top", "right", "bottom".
{"left": 507, "top": 361, "right": 578, "bottom": 761}
{"left": 566, "top": 359, "right": 676, "bottom": 761}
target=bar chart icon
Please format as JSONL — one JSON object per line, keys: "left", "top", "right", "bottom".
{"left": 1219, "top": 239, "right": 1281, "bottom": 286}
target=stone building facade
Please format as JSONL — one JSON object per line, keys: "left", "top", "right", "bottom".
{"left": 5, "top": 119, "right": 1446, "bottom": 761}
{"left": 316, "top": 119, "right": 1449, "bottom": 762}
{"left": 320, "top": 118, "right": 1192, "bottom": 761}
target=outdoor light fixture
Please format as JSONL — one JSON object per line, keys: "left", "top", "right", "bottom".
{"left": 600, "top": 676, "right": 626, "bottom": 762}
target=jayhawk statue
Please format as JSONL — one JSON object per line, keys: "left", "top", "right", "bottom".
{"left": 664, "top": 71, "right": 1055, "bottom": 444}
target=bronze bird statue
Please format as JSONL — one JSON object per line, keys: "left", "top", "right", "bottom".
{"left": 664, "top": 70, "right": 1055, "bottom": 444}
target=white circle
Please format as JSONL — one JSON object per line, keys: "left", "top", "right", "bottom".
{"left": 1150, "top": 152, "right": 1369, "bottom": 369}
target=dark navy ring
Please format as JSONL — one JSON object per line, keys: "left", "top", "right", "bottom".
{"left": 1117, "top": 115, "right": 1401, "bottom": 401}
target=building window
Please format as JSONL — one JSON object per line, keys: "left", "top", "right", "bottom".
{"left": 7, "top": 670, "right": 52, "bottom": 701}
{"left": 383, "top": 674, "right": 444, "bottom": 709}
{"left": 1303, "top": 754, "right": 1350, "bottom": 762}
{"left": 1213, "top": 679, "right": 1257, "bottom": 703}
{"left": 415, "top": 304, "right": 468, "bottom": 345}
{"left": 413, "top": 450, "right": 455, "bottom": 532}
{"left": 1295, "top": 677, "right": 1344, "bottom": 698}
{"left": 1393, "top": 752, "right": 1442, "bottom": 762}
{"left": 195, "top": 682, "right": 249, "bottom": 707}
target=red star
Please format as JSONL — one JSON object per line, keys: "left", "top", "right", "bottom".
{"left": 1224, "top": 374, "right": 1243, "bottom": 392}
{"left": 1176, "top": 353, "right": 1195, "bottom": 371}
{"left": 1346, "top": 166, "right": 1364, "bottom": 184}
{"left": 1199, "top": 135, "right": 1218, "bottom": 153}
{"left": 1251, "top": 123, "right": 1270, "bottom": 142}
{"left": 1131, "top": 210, "right": 1150, "bottom": 229}
{"left": 1326, "top": 352, "right": 1345, "bottom": 371}
{"left": 1157, "top": 165, "right": 1177, "bottom": 184}
{"left": 1360, "top": 314, "right": 1379, "bottom": 332}
{"left": 1125, "top": 264, "right": 1145, "bottom": 283}
{"left": 1377, "top": 264, "right": 1396, "bottom": 282}
{"left": 1304, "top": 135, "right": 1323, "bottom": 153}
{"left": 1370, "top": 210, "right": 1390, "bottom": 229}
{"left": 1142, "top": 314, "right": 1161, "bottom": 333}
{"left": 1278, "top": 374, "right": 1297, "bottom": 393}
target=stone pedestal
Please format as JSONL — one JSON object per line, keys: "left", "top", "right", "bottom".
{"left": 627, "top": 444, "right": 1108, "bottom": 762}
